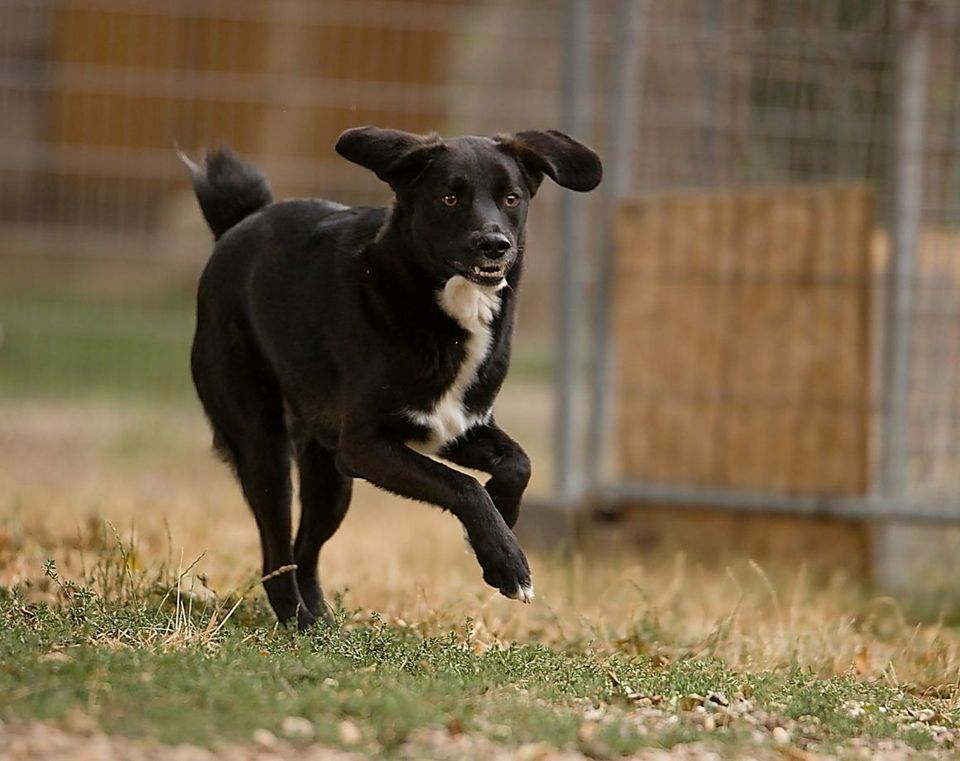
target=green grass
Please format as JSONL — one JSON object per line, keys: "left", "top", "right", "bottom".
{"left": 0, "top": 296, "right": 195, "bottom": 401}
{"left": 1, "top": 557, "right": 958, "bottom": 757}
{"left": 0, "top": 295, "right": 553, "bottom": 401}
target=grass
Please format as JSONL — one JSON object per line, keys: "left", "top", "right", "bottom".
{"left": 2, "top": 546, "right": 959, "bottom": 759}
{"left": 0, "top": 290, "right": 196, "bottom": 401}
{"left": 4, "top": 500, "right": 960, "bottom": 760}
{"left": 3, "top": 357, "right": 960, "bottom": 756}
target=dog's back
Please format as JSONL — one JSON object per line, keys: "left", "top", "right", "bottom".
{"left": 185, "top": 155, "right": 383, "bottom": 455}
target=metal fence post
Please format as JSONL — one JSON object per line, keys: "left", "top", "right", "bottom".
{"left": 555, "top": 0, "right": 591, "bottom": 504}
{"left": 873, "top": 0, "right": 934, "bottom": 591}
{"left": 585, "top": 0, "right": 648, "bottom": 499}
{"left": 880, "top": 0, "right": 930, "bottom": 501}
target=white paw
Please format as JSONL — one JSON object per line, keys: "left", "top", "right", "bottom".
{"left": 508, "top": 583, "right": 535, "bottom": 603}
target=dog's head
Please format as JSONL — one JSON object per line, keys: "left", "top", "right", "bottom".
{"left": 336, "top": 127, "right": 602, "bottom": 286}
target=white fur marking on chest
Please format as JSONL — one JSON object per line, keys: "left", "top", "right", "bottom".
{"left": 406, "top": 275, "right": 504, "bottom": 454}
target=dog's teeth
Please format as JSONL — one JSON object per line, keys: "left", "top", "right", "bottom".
{"left": 473, "top": 266, "right": 481, "bottom": 274}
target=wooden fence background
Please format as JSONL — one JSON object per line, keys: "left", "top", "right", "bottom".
{"left": 614, "top": 185, "right": 874, "bottom": 497}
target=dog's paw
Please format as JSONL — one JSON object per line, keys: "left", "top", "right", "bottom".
{"left": 296, "top": 575, "right": 335, "bottom": 624}
{"left": 295, "top": 605, "right": 319, "bottom": 631}
{"left": 505, "top": 582, "right": 535, "bottom": 603}
{"left": 490, "top": 572, "right": 535, "bottom": 604}
{"left": 475, "top": 535, "right": 533, "bottom": 603}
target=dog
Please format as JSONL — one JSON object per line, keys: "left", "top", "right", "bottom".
{"left": 181, "top": 127, "right": 602, "bottom": 628}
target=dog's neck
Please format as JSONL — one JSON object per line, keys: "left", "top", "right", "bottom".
{"left": 368, "top": 208, "right": 458, "bottom": 295}
{"left": 366, "top": 209, "right": 520, "bottom": 354}
{"left": 437, "top": 275, "right": 505, "bottom": 334}
{"left": 369, "top": 208, "right": 435, "bottom": 286}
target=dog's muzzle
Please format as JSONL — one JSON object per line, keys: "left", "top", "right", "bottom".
{"left": 445, "top": 255, "right": 515, "bottom": 285}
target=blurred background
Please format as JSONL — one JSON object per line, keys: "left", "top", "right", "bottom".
{"left": 2, "top": 0, "right": 960, "bottom": 607}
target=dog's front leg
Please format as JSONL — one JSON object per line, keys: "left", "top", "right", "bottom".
{"left": 439, "top": 423, "right": 530, "bottom": 529}
{"left": 337, "top": 432, "right": 534, "bottom": 601}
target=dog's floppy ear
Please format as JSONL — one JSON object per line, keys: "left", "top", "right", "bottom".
{"left": 497, "top": 129, "right": 602, "bottom": 196}
{"left": 336, "top": 126, "right": 442, "bottom": 190}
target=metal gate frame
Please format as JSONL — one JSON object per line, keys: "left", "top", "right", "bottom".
{"left": 553, "top": 0, "right": 960, "bottom": 524}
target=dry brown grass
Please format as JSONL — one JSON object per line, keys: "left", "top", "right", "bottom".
{"left": 3, "top": 398, "right": 960, "bottom": 692}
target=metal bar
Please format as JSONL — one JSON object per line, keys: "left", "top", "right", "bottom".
{"left": 554, "top": 0, "right": 591, "bottom": 504}
{"left": 603, "top": 481, "right": 960, "bottom": 525}
{"left": 880, "top": 0, "right": 931, "bottom": 498}
{"left": 585, "top": 0, "right": 648, "bottom": 494}
{"left": 696, "top": 0, "right": 723, "bottom": 185}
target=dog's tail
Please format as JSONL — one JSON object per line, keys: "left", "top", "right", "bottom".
{"left": 176, "top": 146, "right": 273, "bottom": 240}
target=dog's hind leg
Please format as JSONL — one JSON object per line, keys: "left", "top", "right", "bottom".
{"left": 293, "top": 438, "right": 352, "bottom": 622}
{"left": 234, "top": 430, "right": 313, "bottom": 628}
{"left": 191, "top": 323, "right": 314, "bottom": 629}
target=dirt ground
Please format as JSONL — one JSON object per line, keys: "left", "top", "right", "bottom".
{"left": 16, "top": 719, "right": 925, "bottom": 761}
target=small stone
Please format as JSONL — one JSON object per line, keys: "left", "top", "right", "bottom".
{"left": 845, "top": 700, "right": 865, "bottom": 718}
{"left": 62, "top": 709, "right": 98, "bottom": 737}
{"left": 514, "top": 742, "right": 554, "bottom": 760}
{"left": 406, "top": 727, "right": 447, "bottom": 748}
{"left": 281, "top": 716, "right": 314, "bottom": 739}
{"left": 338, "top": 719, "right": 362, "bottom": 745}
{"left": 577, "top": 720, "right": 599, "bottom": 742}
{"left": 772, "top": 726, "right": 790, "bottom": 745}
{"left": 252, "top": 728, "right": 277, "bottom": 748}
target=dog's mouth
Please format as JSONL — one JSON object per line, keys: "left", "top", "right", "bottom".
{"left": 445, "top": 258, "right": 511, "bottom": 285}
{"left": 471, "top": 262, "right": 509, "bottom": 282}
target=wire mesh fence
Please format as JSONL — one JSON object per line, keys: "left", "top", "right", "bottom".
{"left": 0, "top": 0, "right": 579, "bottom": 408}
{"left": 1, "top": 0, "right": 959, "bottom": 523}
{"left": 588, "top": 0, "right": 960, "bottom": 522}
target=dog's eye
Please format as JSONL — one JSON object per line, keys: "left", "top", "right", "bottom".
{"left": 441, "top": 193, "right": 458, "bottom": 207}
{"left": 504, "top": 193, "right": 521, "bottom": 208}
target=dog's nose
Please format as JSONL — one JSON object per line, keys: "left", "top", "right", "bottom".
{"left": 475, "top": 232, "right": 512, "bottom": 259}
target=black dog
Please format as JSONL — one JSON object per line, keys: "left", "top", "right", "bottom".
{"left": 182, "top": 127, "right": 602, "bottom": 628}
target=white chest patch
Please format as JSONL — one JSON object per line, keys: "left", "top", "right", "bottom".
{"left": 406, "top": 275, "right": 505, "bottom": 454}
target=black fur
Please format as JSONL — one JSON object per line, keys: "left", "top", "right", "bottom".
{"left": 184, "top": 127, "right": 602, "bottom": 628}
{"left": 177, "top": 147, "right": 274, "bottom": 240}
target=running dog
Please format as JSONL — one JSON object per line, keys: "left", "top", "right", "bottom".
{"left": 182, "top": 127, "right": 602, "bottom": 627}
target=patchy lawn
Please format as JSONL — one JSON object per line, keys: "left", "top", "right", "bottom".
{"left": 1, "top": 552, "right": 959, "bottom": 760}
{"left": 4, "top": 402, "right": 960, "bottom": 759}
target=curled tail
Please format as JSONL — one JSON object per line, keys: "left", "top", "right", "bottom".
{"left": 177, "top": 146, "right": 273, "bottom": 240}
